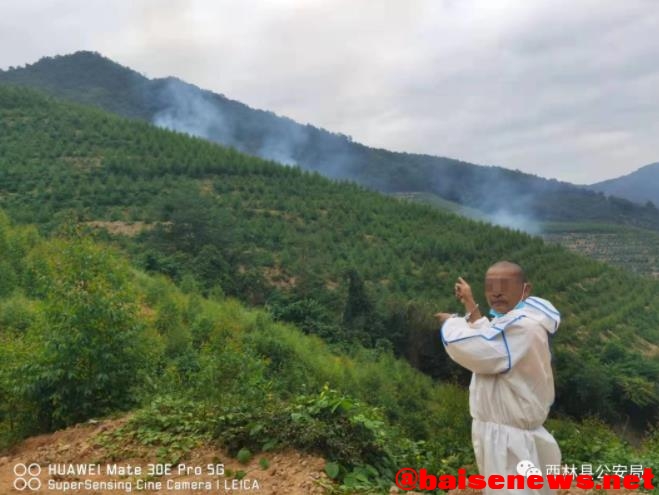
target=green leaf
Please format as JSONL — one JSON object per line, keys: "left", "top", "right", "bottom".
{"left": 236, "top": 448, "right": 252, "bottom": 465}
{"left": 324, "top": 461, "right": 340, "bottom": 479}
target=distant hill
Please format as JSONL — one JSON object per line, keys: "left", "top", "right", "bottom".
{"left": 3, "top": 51, "right": 659, "bottom": 231}
{"left": 590, "top": 162, "right": 659, "bottom": 207}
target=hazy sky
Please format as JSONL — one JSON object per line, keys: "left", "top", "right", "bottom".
{"left": 1, "top": 0, "right": 658, "bottom": 183}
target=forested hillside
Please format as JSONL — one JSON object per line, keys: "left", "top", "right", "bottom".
{"left": 1, "top": 85, "right": 659, "bottom": 434}
{"left": 2, "top": 212, "right": 657, "bottom": 491}
{"left": 395, "top": 193, "right": 659, "bottom": 279}
{"left": 2, "top": 51, "right": 659, "bottom": 231}
{"left": 542, "top": 222, "right": 659, "bottom": 279}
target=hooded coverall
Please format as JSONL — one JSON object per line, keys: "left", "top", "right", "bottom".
{"left": 441, "top": 296, "right": 561, "bottom": 495}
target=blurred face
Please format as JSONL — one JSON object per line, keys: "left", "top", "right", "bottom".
{"left": 485, "top": 266, "right": 528, "bottom": 315}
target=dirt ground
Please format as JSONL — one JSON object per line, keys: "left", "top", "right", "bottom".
{"left": 0, "top": 417, "right": 328, "bottom": 494}
{"left": 0, "top": 419, "right": 650, "bottom": 494}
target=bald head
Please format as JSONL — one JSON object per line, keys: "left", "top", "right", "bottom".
{"left": 487, "top": 261, "right": 527, "bottom": 283}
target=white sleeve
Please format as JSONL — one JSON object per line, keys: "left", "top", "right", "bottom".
{"left": 440, "top": 315, "right": 532, "bottom": 374}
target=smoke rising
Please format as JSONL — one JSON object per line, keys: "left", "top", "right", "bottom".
{"left": 146, "top": 75, "right": 612, "bottom": 237}
{"left": 150, "top": 77, "right": 545, "bottom": 235}
{"left": 152, "top": 78, "right": 305, "bottom": 167}
{"left": 153, "top": 79, "right": 232, "bottom": 143}
{"left": 484, "top": 210, "right": 542, "bottom": 235}
{"left": 150, "top": 77, "right": 362, "bottom": 180}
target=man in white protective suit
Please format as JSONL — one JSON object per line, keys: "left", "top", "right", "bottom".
{"left": 435, "top": 261, "right": 561, "bottom": 495}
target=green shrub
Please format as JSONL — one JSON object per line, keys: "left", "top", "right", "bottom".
{"left": 547, "top": 417, "right": 633, "bottom": 466}
{"left": 20, "top": 237, "right": 161, "bottom": 430}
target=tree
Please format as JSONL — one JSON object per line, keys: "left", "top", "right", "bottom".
{"left": 342, "top": 269, "right": 374, "bottom": 344}
{"left": 23, "top": 237, "right": 160, "bottom": 430}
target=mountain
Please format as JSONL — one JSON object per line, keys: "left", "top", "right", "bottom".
{"left": 2, "top": 84, "right": 659, "bottom": 431}
{"left": 590, "top": 162, "right": 659, "bottom": 207}
{"left": 3, "top": 51, "right": 659, "bottom": 231}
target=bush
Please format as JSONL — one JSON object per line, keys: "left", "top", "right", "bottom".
{"left": 19, "top": 237, "right": 161, "bottom": 430}
{"left": 547, "top": 417, "right": 633, "bottom": 466}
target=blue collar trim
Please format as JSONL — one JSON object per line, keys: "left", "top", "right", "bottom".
{"left": 489, "top": 300, "right": 526, "bottom": 318}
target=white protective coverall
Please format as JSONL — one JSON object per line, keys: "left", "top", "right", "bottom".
{"left": 441, "top": 296, "right": 561, "bottom": 495}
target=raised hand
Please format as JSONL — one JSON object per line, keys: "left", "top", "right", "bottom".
{"left": 454, "top": 277, "right": 474, "bottom": 306}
